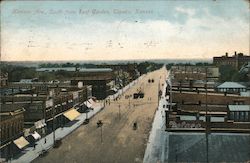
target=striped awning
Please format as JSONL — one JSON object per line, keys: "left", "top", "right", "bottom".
{"left": 13, "top": 136, "right": 29, "bottom": 149}
{"left": 63, "top": 108, "right": 81, "bottom": 121}
{"left": 32, "top": 131, "right": 41, "bottom": 140}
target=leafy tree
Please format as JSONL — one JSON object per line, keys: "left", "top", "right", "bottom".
{"left": 219, "top": 65, "right": 237, "bottom": 82}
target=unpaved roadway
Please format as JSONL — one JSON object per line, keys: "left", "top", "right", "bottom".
{"left": 34, "top": 68, "right": 167, "bottom": 163}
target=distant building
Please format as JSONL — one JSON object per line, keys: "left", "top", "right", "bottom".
{"left": 36, "top": 67, "right": 76, "bottom": 72}
{"left": 19, "top": 78, "right": 38, "bottom": 83}
{"left": 36, "top": 67, "right": 114, "bottom": 100}
{"left": 70, "top": 68, "right": 114, "bottom": 100}
{"left": 97, "top": 63, "right": 139, "bottom": 81}
{"left": 213, "top": 51, "right": 250, "bottom": 70}
{"left": 171, "top": 66, "right": 219, "bottom": 82}
{"left": 0, "top": 73, "right": 8, "bottom": 87}
{"left": 217, "top": 82, "right": 247, "bottom": 93}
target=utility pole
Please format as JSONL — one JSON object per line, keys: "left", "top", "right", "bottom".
{"left": 44, "top": 86, "right": 49, "bottom": 144}
{"left": 129, "top": 95, "right": 131, "bottom": 109}
{"left": 170, "top": 72, "right": 173, "bottom": 112}
{"left": 101, "top": 125, "right": 103, "bottom": 143}
{"left": 118, "top": 104, "right": 121, "bottom": 119}
{"left": 205, "top": 67, "right": 209, "bottom": 163}
{"left": 97, "top": 120, "right": 103, "bottom": 143}
{"left": 158, "top": 80, "right": 160, "bottom": 106}
{"left": 52, "top": 90, "right": 56, "bottom": 146}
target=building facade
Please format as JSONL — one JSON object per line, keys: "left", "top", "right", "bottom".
{"left": 0, "top": 107, "right": 25, "bottom": 160}
{"left": 0, "top": 73, "right": 8, "bottom": 87}
{"left": 213, "top": 51, "right": 250, "bottom": 70}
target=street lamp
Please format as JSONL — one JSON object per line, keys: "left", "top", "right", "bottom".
{"left": 118, "top": 104, "right": 121, "bottom": 120}
{"left": 51, "top": 92, "right": 56, "bottom": 146}
{"left": 97, "top": 120, "right": 103, "bottom": 143}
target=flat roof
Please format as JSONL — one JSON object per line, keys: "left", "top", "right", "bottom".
{"left": 228, "top": 105, "right": 250, "bottom": 111}
{"left": 179, "top": 115, "right": 196, "bottom": 121}
{"left": 36, "top": 67, "right": 112, "bottom": 72}
{"left": 78, "top": 68, "right": 112, "bottom": 72}
{"left": 217, "top": 82, "right": 246, "bottom": 89}
{"left": 36, "top": 67, "right": 76, "bottom": 72}
{"left": 240, "top": 91, "right": 250, "bottom": 97}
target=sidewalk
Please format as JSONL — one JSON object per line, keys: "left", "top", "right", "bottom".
{"left": 108, "top": 74, "right": 145, "bottom": 100}
{"left": 11, "top": 102, "right": 103, "bottom": 163}
{"left": 143, "top": 71, "right": 169, "bottom": 163}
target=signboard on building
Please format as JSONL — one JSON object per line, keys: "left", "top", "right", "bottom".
{"left": 87, "top": 85, "right": 92, "bottom": 98}
{"left": 73, "top": 92, "right": 78, "bottom": 99}
{"left": 46, "top": 99, "right": 53, "bottom": 108}
{"left": 49, "top": 89, "right": 55, "bottom": 97}
{"left": 34, "top": 119, "right": 46, "bottom": 129}
{"left": 78, "top": 81, "right": 83, "bottom": 88}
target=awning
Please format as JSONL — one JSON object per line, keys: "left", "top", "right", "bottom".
{"left": 83, "top": 98, "right": 96, "bottom": 108}
{"left": 32, "top": 131, "right": 41, "bottom": 140}
{"left": 63, "top": 108, "right": 81, "bottom": 121}
{"left": 13, "top": 136, "right": 29, "bottom": 149}
{"left": 34, "top": 119, "right": 46, "bottom": 129}
{"left": 111, "top": 88, "right": 118, "bottom": 92}
{"left": 89, "top": 99, "right": 95, "bottom": 104}
{"left": 84, "top": 101, "right": 92, "bottom": 108}
{"left": 24, "top": 128, "right": 31, "bottom": 137}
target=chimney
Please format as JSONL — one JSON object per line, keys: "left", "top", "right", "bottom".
{"left": 234, "top": 51, "right": 237, "bottom": 56}
{"left": 225, "top": 52, "right": 228, "bottom": 57}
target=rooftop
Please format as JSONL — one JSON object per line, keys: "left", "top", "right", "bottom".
{"left": 36, "top": 67, "right": 76, "bottom": 72}
{"left": 166, "top": 133, "right": 250, "bottom": 162}
{"left": 78, "top": 68, "right": 112, "bottom": 72}
{"left": 228, "top": 105, "right": 250, "bottom": 112}
{"left": 217, "top": 82, "right": 246, "bottom": 89}
{"left": 36, "top": 67, "right": 112, "bottom": 72}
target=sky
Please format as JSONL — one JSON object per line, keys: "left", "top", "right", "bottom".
{"left": 1, "top": 0, "right": 249, "bottom": 61}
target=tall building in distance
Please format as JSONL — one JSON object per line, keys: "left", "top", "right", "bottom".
{"left": 213, "top": 51, "right": 250, "bottom": 70}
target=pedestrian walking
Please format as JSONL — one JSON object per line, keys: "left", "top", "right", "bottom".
{"left": 33, "top": 143, "right": 37, "bottom": 150}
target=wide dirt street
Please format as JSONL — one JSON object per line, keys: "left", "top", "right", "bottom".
{"left": 34, "top": 67, "right": 167, "bottom": 163}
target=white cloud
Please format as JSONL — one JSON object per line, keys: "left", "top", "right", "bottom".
{"left": 1, "top": 8, "right": 249, "bottom": 61}
{"left": 175, "top": 7, "right": 195, "bottom": 17}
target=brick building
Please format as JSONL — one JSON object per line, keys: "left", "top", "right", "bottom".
{"left": 171, "top": 66, "right": 219, "bottom": 82}
{"left": 0, "top": 107, "right": 26, "bottom": 160}
{"left": 0, "top": 84, "right": 90, "bottom": 133}
{"left": 70, "top": 68, "right": 114, "bottom": 100}
{"left": 213, "top": 51, "right": 250, "bottom": 70}
{"left": 36, "top": 67, "right": 114, "bottom": 100}
{"left": 172, "top": 91, "right": 250, "bottom": 105}
{"left": 165, "top": 90, "right": 250, "bottom": 132}
{"left": 0, "top": 73, "right": 8, "bottom": 87}
{"left": 97, "top": 63, "right": 139, "bottom": 82}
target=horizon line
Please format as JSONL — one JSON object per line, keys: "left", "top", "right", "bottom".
{"left": 0, "top": 58, "right": 213, "bottom": 62}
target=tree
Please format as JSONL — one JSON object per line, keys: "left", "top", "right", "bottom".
{"left": 219, "top": 65, "right": 237, "bottom": 82}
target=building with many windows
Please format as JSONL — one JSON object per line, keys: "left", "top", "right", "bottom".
{"left": 213, "top": 51, "right": 250, "bottom": 70}
{"left": 0, "top": 107, "right": 26, "bottom": 159}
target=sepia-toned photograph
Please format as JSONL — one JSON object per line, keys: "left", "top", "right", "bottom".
{"left": 0, "top": 0, "right": 250, "bottom": 162}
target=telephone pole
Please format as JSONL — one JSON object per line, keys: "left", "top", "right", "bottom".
{"left": 205, "top": 67, "right": 209, "bottom": 163}
{"left": 52, "top": 97, "right": 56, "bottom": 146}
{"left": 118, "top": 104, "right": 121, "bottom": 119}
